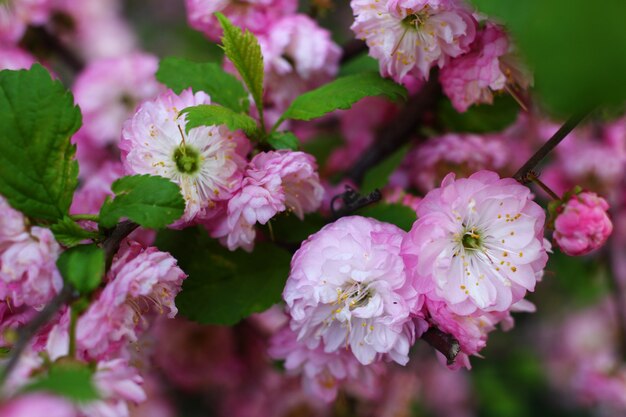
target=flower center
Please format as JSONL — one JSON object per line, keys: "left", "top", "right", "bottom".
{"left": 461, "top": 228, "right": 483, "bottom": 251}
{"left": 173, "top": 145, "right": 201, "bottom": 174}
{"left": 402, "top": 7, "right": 430, "bottom": 29}
{"left": 336, "top": 281, "right": 373, "bottom": 310}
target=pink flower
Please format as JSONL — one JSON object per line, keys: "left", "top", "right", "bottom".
{"left": 351, "top": 0, "right": 476, "bottom": 82}
{"left": 70, "top": 161, "right": 125, "bottom": 215}
{"left": 0, "top": 0, "right": 52, "bottom": 43}
{"left": 283, "top": 216, "right": 420, "bottom": 365}
{"left": 440, "top": 23, "right": 509, "bottom": 112}
{"left": 211, "top": 150, "right": 323, "bottom": 252}
{"left": 73, "top": 53, "right": 161, "bottom": 148}
{"left": 0, "top": 393, "right": 76, "bottom": 417}
{"left": 402, "top": 171, "right": 549, "bottom": 316}
{"left": 383, "top": 187, "right": 422, "bottom": 211}
{"left": 408, "top": 133, "right": 509, "bottom": 192}
{"left": 185, "top": 0, "right": 297, "bottom": 41}
{"left": 120, "top": 89, "right": 249, "bottom": 225}
{"left": 269, "top": 325, "right": 383, "bottom": 402}
{"left": 47, "top": 241, "right": 186, "bottom": 360}
{"left": 554, "top": 191, "right": 613, "bottom": 256}
{"left": 79, "top": 359, "right": 146, "bottom": 417}
{"left": 0, "top": 227, "right": 62, "bottom": 310}
{"left": 0, "top": 197, "right": 27, "bottom": 249}
{"left": 0, "top": 45, "right": 36, "bottom": 70}
{"left": 260, "top": 14, "right": 341, "bottom": 110}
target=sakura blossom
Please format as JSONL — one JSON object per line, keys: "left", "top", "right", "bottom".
{"left": 73, "top": 53, "right": 161, "bottom": 148}
{"left": 402, "top": 171, "right": 549, "bottom": 315}
{"left": 185, "top": 0, "right": 297, "bottom": 41}
{"left": 553, "top": 191, "right": 613, "bottom": 256}
{"left": 211, "top": 150, "right": 323, "bottom": 251}
{"left": 439, "top": 23, "right": 509, "bottom": 112}
{"left": 120, "top": 88, "right": 249, "bottom": 225}
{"left": 351, "top": 0, "right": 476, "bottom": 82}
{"left": 283, "top": 216, "right": 420, "bottom": 365}
{"left": 260, "top": 14, "right": 341, "bottom": 109}
{"left": 0, "top": 393, "right": 76, "bottom": 417}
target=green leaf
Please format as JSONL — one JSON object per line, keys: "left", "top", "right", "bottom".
{"left": 99, "top": 175, "right": 185, "bottom": 229}
{"left": 339, "top": 53, "right": 380, "bottom": 77}
{"left": 280, "top": 72, "right": 407, "bottom": 122}
{"left": 156, "top": 228, "right": 291, "bottom": 325}
{"left": 23, "top": 362, "right": 99, "bottom": 403}
{"left": 182, "top": 104, "right": 258, "bottom": 135}
{"left": 216, "top": 13, "right": 264, "bottom": 122}
{"left": 0, "top": 65, "right": 81, "bottom": 221}
{"left": 356, "top": 203, "right": 417, "bottom": 232}
{"left": 267, "top": 131, "right": 300, "bottom": 150}
{"left": 472, "top": 0, "right": 626, "bottom": 115}
{"left": 156, "top": 57, "right": 249, "bottom": 113}
{"left": 56, "top": 244, "right": 105, "bottom": 294}
{"left": 360, "top": 144, "right": 410, "bottom": 193}
{"left": 269, "top": 213, "right": 326, "bottom": 243}
{"left": 50, "top": 217, "right": 100, "bottom": 247}
{"left": 437, "top": 95, "right": 519, "bottom": 133}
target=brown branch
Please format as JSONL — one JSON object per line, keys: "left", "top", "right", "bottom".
{"left": 103, "top": 220, "right": 139, "bottom": 270}
{"left": 346, "top": 74, "right": 441, "bottom": 185}
{"left": 421, "top": 327, "right": 461, "bottom": 365}
{"left": 513, "top": 110, "right": 590, "bottom": 184}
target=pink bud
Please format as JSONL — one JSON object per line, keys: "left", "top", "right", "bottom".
{"left": 554, "top": 191, "right": 613, "bottom": 256}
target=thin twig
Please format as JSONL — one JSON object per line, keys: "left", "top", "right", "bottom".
{"left": 528, "top": 172, "right": 561, "bottom": 201}
{"left": 346, "top": 74, "right": 441, "bottom": 184}
{"left": 103, "top": 220, "right": 139, "bottom": 270}
{"left": 514, "top": 111, "right": 591, "bottom": 184}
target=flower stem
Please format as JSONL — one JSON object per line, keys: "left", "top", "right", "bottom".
{"left": 514, "top": 110, "right": 591, "bottom": 184}
{"left": 528, "top": 173, "right": 560, "bottom": 201}
{"left": 70, "top": 214, "right": 100, "bottom": 222}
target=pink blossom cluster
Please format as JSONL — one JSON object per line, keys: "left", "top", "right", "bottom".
{"left": 121, "top": 88, "right": 324, "bottom": 251}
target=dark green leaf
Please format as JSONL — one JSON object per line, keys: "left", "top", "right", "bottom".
{"left": 50, "top": 217, "right": 100, "bottom": 247}
{"left": 99, "top": 175, "right": 185, "bottom": 229}
{"left": 156, "top": 57, "right": 249, "bottom": 113}
{"left": 361, "top": 144, "right": 410, "bottom": 193}
{"left": 216, "top": 13, "right": 264, "bottom": 122}
{"left": 267, "top": 131, "right": 300, "bottom": 150}
{"left": 23, "top": 362, "right": 99, "bottom": 403}
{"left": 181, "top": 104, "right": 258, "bottom": 135}
{"left": 269, "top": 213, "right": 326, "bottom": 243}
{"left": 437, "top": 95, "right": 519, "bottom": 133}
{"left": 472, "top": 0, "right": 626, "bottom": 115}
{"left": 156, "top": 228, "right": 291, "bottom": 325}
{"left": 356, "top": 203, "right": 417, "bottom": 231}
{"left": 0, "top": 65, "right": 80, "bottom": 221}
{"left": 339, "top": 53, "right": 380, "bottom": 77}
{"left": 56, "top": 244, "right": 105, "bottom": 294}
{"left": 280, "top": 72, "right": 407, "bottom": 122}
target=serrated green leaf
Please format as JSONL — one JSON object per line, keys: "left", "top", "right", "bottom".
{"left": 361, "top": 144, "right": 410, "bottom": 193}
{"left": 23, "top": 362, "right": 99, "bottom": 403}
{"left": 437, "top": 95, "right": 519, "bottom": 133}
{"left": 56, "top": 244, "right": 105, "bottom": 294}
{"left": 472, "top": 0, "right": 626, "bottom": 115}
{"left": 280, "top": 72, "right": 407, "bottom": 123}
{"left": 99, "top": 175, "right": 185, "bottom": 229}
{"left": 267, "top": 131, "right": 300, "bottom": 150}
{"left": 216, "top": 13, "right": 264, "bottom": 124}
{"left": 181, "top": 104, "right": 258, "bottom": 135}
{"left": 156, "top": 228, "right": 291, "bottom": 325}
{"left": 0, "top": 65, "right": 81, "bottom": 221}
{"left": 156, "top": 57, "right": 249, "bottom": 113}
{"left": 356, "top": 203, "right": 417, "bottom": 232}
{"left": 51, "top": 217, "right": 100, "bottom": 247}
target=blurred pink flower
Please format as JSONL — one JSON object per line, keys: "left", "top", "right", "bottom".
{"left": 351, "top": 0, "right": 476, "bottom": 82}
{"left": 0, "top": 0, "right": 52, "bottom": 43}
{"left": 554, "top": 191, "right": 613, "bottom": 256}
{"left": 284, "top": 216, "right": 420, "bottom": 365}
{"left": 0, "top": 393, "right": 76, "bottom": 417}
{"left": 0, "top": 45, "right": 36, "bottom": 70}
{"left": 185, "top": 0, "right": 297, "bottom": 41}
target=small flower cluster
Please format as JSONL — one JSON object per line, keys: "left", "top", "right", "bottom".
{"left": 274, "top": 171, "right": 550, "bottom": 400}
